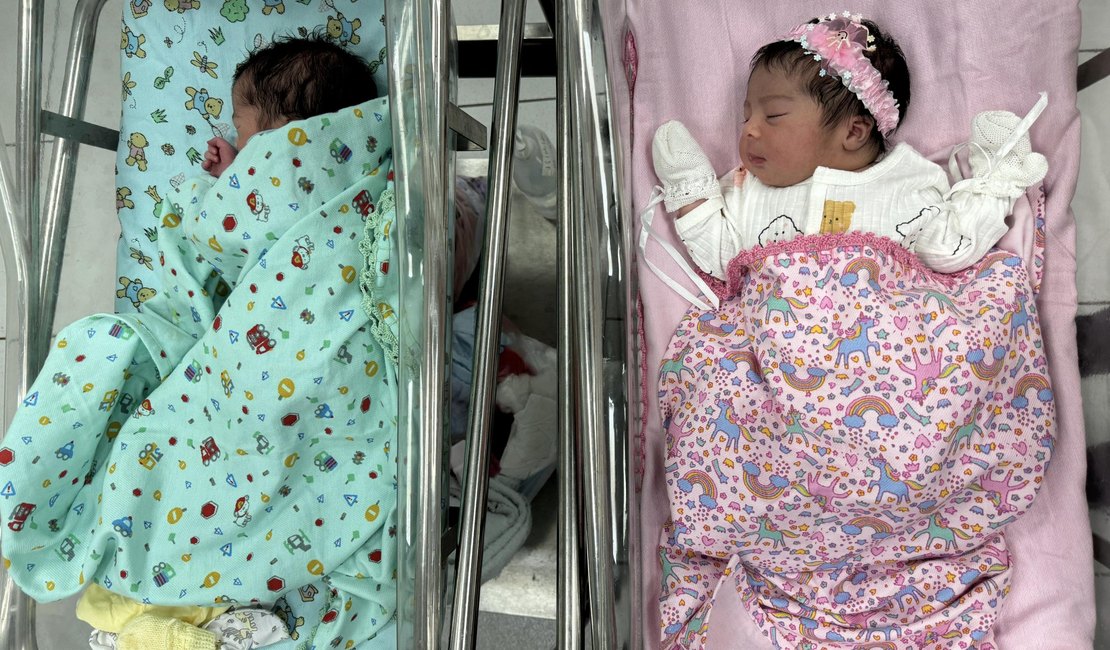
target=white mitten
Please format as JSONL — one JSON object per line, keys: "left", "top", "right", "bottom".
{"left": 968, "top": 110, "right": 1048, "bottom": 197}
{"left": 652, "top": 120, "right": 721, "bottom": 212}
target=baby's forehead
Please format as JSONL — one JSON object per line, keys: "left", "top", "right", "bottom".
{"left": 743, "top": 68, "right": 805, "bottom": 102}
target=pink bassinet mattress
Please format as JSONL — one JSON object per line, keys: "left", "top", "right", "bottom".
{"left": 601, "top": 1, "right": 1094, "bottom": 647}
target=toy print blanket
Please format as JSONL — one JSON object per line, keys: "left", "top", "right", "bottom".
{"left": 0, "top": 98, "right": 399, "bottom": 647}
{"left": 658, "top": 232, "right": 1054, "bottom": 649}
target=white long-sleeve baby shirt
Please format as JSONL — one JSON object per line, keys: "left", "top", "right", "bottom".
{"left": 674, "top": 142, "right": 1025, "bottom": 279}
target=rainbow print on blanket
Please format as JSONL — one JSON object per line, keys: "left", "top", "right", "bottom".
{"left": 658, "top": 232, "right": 1054, "bottom": 649}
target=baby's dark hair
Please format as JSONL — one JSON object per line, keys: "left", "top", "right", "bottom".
{"left": 233, "top": 35, "right": 378, "bottom": 129}
{"left": 750, "top": 19, "right": 910, "bottom": 153}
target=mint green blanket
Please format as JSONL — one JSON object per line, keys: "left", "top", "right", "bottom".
{"left": 0, "top": 97, "right": 399, "bottom": 647}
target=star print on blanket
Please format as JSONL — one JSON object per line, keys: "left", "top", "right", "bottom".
{"left": 0, "top": 97, "right": 400, "bottom": 648}
{"left": 658, "top": 232, "right": 1054, "bottom": 649}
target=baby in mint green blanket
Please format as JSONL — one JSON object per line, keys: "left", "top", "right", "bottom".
{"left": 0, "top": 38, "right": 400, "bottom": 650}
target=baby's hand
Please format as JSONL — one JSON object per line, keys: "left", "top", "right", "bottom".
{"left": 201, "top": 137, "right": 238, "bottom": 177}
{"left": 652, "top": 121, "right": 720, "bottom": 213}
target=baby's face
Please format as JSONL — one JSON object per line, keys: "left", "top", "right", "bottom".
{"left": 231, "top": 80, "right": 290, "bottom": 150}
{"left": 739, "top": 66, "right": 839, "bottom": 187}
{"left": 231, "top": 84, "right": 265, "bottom": 150}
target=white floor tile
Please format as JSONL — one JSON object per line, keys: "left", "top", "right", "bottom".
{"left": 457, "top": 77, "right": 555, "bottom": 109}
{"left": 1082, "top": 0, "right": 1110, "bottom": 50}
{"left": 480, "top": 481, "right": 557, "bottom": 619}
{"left": 35, "top": 594, "right": 92, "bottom": 650}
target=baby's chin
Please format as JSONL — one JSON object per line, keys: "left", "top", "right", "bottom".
{"left": 748, "top": 170, "right": 797, "bottom": 188}
{"left": 746, "top": 166, "right": 815, "bottom": 188}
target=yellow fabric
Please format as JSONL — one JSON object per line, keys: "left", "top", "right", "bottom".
{"left": 117, "top": 613, "right": 217, "bottom": 650}
{"left": 76, "top": 584, "right": 230, "bottom": 633}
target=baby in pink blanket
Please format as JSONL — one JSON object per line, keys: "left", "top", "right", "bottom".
{"left": 650, "top": 12, "right": 1055, "bottom": 650}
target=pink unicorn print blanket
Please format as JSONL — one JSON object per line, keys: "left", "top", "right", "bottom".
{"left": 658, "top": 232, "right": 1054, "bottom": 649}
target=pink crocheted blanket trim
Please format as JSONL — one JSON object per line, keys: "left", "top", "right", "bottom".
{"left": 724, "top": 232, "right": 965, "bottom": 297}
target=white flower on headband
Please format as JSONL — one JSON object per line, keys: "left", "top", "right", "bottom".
{"left": 782, "top": 12, "right": 900, "bottom": 136}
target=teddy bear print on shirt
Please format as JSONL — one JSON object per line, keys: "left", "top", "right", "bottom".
{"left": 758, "top": 215, "right": 803, "bottom": 247}
{"left": 820, "top": 199, "right": 856, "bottom": 234}
{"left": 896, "top": 205, "right": 941, "bottom": 249}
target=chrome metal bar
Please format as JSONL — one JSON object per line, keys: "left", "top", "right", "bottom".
{"left": 447, "top": 103, "right": 487, "bottom": 151}
{"left": 456, "top": 22, "right": 552, "bottom": 41}
{"left": 35, "top": 0, "right": 110, "bottom": 355}
{"left": 569, "top": 0, "right": 618, "bottom": 644}
{"left": 556, "top": 0, "right": 583, "bottom": 645}
{"left": 410, "top": 0, "right": 452, "bottom": 644}
{"left": 447, "top": 0, "right": 526, "bottom": 644}
{"left": 40, "top": 110, "right": 118, "bottom": 151}
{"left": 583, "top": 0, "right": 635, "bottom": 643}
{"left": 1, "top": 2, "right": 44, "bottom": 649}
{"left": 0, "top": 130, "right": 37, "bottom": 650}
{"left": 1078, "top": 48, "right": 1110, "bottom": 91}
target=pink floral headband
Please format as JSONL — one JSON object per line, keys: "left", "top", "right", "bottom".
{"left": 782, "top": 12, "right": 900, "bottom": 137}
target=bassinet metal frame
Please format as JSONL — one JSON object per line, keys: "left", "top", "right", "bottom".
{"left": 0, "top": 0, "right": 637, "bottom": 647}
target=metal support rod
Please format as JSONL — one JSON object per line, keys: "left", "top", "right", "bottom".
{"left": 1078, "top": 48, "right": 1110, "bottom": 91}
{"left": 568, "top": 0, "right": 618, "bottom": 644}
{"left": 595, "top": 4, "right": 642, "bottom": 642}
{"left": 1, "top": 2, "right": 45, "bottom": 649}
{"left": 448, "top": 0, "right": 526, "bottom": 644}
{"left": 40, "top": 110, "right": 119, "bottom": 151}
{"left": 556, "top": 0, "right": 583, "bottom": 645}
{"left": 581, "top": 1, "right": 635, "bottom": 642}
{"left": 0, "top": 129, "right": 37, "bottom": 650}
{"left": 411, "top": 0, "right": 452, "bottom": 645}
{"left": 34, "top": 0, "right": 109, "bottom": 351}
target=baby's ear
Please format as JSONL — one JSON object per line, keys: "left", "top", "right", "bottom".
{"left": 842, "top": 114, "right": 876, "bottom": 152}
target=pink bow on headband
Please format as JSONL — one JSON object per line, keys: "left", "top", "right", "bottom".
{"left": 782, "top": 11, "right": 901, "bottom": 137}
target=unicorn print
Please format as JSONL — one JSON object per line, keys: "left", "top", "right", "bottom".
{"left": 912, "top": 513, "right": 972, "bottom": 551}
{"left": 891, "top": 287, "right": 969, "bottom": 318}
{"left": 655, "top": 233, "right": 1053, "bottom": 646}
{"left": 796, "top": 473, "right": 849, "bottom": 511}
{"left": 896, "top": 347, "right": 960, "bottom": 403}
{"left": 888, "top": 584, "right": 927, "bottom": 612}
{"left": 745, "top": 515, "right": 799, "bottom": 549}
{"left": 825, "top": 316, "right": 880, "bottom": 367}
{"left": 660, "top": 345, "right": 693, "bottom": 383}
{"left": 659, "top": 547, "right": 684, "bottom": 592}
{"left": 868, "top": 456, "right": 925, "bottom": 504}
{"left": 945, "top": 403, "right": 983, "bottom": 452}
{"left": 712, "top": 401, "right": 750, "bottom": 452}
{"left": 782, "top": 409, "right": 814, "bottom": 445}
{"left": 762, "top": 286, "right": 807, "bottom": 323}
{"left": 975, "top": 469, "right": 1029, "bottom": 513}
{"left": 1002, "top": 294, "right": 1033, "bottom": 338}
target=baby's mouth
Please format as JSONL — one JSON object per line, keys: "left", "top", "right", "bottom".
{"left": 748, "top": 155, "right": 766, "bottom": 166}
